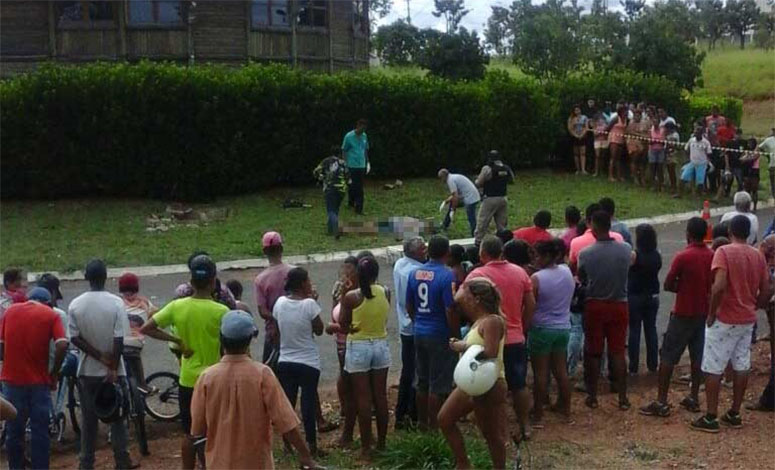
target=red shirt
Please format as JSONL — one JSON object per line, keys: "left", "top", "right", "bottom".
{"left": 468, "top": 261, "right": 533, "bottom": 344}
{"left": 513, "top": 226, "right": 553, "bottom": 246}
{"left": 716, "top": 125, "right": 735, "bottom": 147}
{"left": 0, "top": 301, "right": 66, "bottom": 385}
{"left": 712, "top": 243, "right": 768, "bottom": 324}
{"left": 665, "top": 243, "right": 713, "bottom": 317}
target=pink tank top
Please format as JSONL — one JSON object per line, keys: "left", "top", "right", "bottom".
{"left": 609, "top": 117, "right": 627, "bottom": 145}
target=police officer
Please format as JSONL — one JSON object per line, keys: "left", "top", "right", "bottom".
{"left": 474, "top": 150, "right": 514, "bottom": 245}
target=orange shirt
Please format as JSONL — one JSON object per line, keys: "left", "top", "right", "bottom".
{"left": 191, "top": 355, "right": 300, "bottom": 470}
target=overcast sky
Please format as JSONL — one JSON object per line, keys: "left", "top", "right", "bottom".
{"left": 377, "top": 0, "right": 618, "bottom": 33}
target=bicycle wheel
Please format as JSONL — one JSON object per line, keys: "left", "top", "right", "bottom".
{"left": 144, "top": 372, "right": 180, "bottom": 422}
{"left": 67, "top": 379, "right": 80, "bottom": 436}
{"left": 126, "top": 376, "right": 151, "bottom": 457}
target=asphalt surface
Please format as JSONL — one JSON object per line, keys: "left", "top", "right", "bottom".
{"left": 55, "top": 209, "right": 775, "bottom": 386}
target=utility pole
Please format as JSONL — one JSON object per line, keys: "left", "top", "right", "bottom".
{"left": 406, "top": 0, "right": 412, "bottom": 24}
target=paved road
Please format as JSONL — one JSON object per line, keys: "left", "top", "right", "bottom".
{"left": 56, "top": 209, "right": 775, "bottom": 386}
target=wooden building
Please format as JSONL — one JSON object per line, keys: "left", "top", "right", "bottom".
{"left": 0, "top": 0, "right": 370, "bottom": 76}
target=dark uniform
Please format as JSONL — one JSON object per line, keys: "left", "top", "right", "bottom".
{"left": 474, "top": 153, "right": 513, "bottom": 244}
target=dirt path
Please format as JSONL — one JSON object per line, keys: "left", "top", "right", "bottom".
{"left": 28, "top": 341, "right": 773, "bottom": 470}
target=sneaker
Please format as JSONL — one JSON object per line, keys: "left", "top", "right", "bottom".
{"left": 639, "top": 401, "right": 671, "bottom": 417}
{"left": 720, "top": 411, "right": 743, "bottom": 429}
{"left": 679, "top": 396, "right": 701, "bottom": 413}
{"left": 690, "top": 415, "right": 720, "bottom": 433}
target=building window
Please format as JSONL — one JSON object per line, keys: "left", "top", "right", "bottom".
{"left": 57, "top": 1, "right": 116, "bottom": 28}
{"left": 297, "top": 0, "right": 327, "bottom": 28}
{"left": 129, "top": 0, "right": 185, "bottom": 26}
{"left": 252, "top": 0, "right": 290, "bottom": 28}
{"left": 353, "top": 0, "right": 368, "bottom": 35}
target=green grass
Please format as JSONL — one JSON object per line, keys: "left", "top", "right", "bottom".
{"left": 0, "top": 170, "right": 710, "bottom": 272}
{"left": 375, "top": 430, "right": 493, "bottom": 469}
{"left": 698, "top": 46, "right": 775, "bottom": 101}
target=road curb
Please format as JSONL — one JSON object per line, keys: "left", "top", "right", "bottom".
{"left": 28, "top": 201, "right": 773, "bottom": 282}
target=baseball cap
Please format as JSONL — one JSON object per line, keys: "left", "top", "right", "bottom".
{"left": 220, "top": 310, "right": 258, "bottom": 341}
{"left": 262, "top": 231, "right": 283, "bottom": 249}
{"left": 37, "top": 273, "right": 63, "bottom": 300}
{"left": 84, "top": 259, "right": 107, "bottom": 282}
{"left": 27, "top": 286, "right": 52, "bottom": 304}
{"left": 118, "top": 273, "right": 139, "bottom": 293}
{"left": 189, "top": 254, "right": 216, "bottom": 281}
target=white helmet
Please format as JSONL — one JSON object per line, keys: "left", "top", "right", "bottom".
{"left": 453, "top": 344, "right": 498, "bottom": 397}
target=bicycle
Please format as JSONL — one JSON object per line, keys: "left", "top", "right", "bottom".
{"left": 143, "top": 371, "right": 180, "bottom": 422}
{"left": 124, "top": 359, "right": 150, "bottom": 456}
{"left": 50, "top": 371, "right": 80, "bottom": 444}
{"left": 512, "top": 434, "right": 532, "bottom": 470}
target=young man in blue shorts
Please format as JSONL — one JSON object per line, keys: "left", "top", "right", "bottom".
{"left": 406, "top": 235, "right": 459, "bottom": 430}
{"left": 681, "top": 127, "right": 713, "bottom": 196}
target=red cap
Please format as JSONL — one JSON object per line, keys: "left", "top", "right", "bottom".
{"left": 262, "top": 231, "right": 283, "bottom": 249}
{"left": 118, "top": 273, "right": 140, "bottom": 293}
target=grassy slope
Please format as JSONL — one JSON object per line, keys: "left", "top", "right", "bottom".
{"left": 0, "top": 171, "right": 708, "bottom": 272}
{"left": 696, "top": 46, "right": 775, "bottom": 101}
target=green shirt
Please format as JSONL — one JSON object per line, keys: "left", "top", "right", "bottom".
{"left": 341, "top": 130, "right": 369, "bottom": 169}
{"left": 153, "top": 297, "right": 228, "bottom": 388}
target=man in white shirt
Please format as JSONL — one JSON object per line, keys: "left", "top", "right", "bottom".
{"left": 437, "top": 169, "right": 481, "bottom": 237}
{"left": 759, "top": 128, "right": 775, "bottom": 200}
{"left": 720, "top": 191, "right": 759, "bottom": 245}
{"left": 680, "top": 127, "right": 713, "bottom": 196}
{"left": 68, "top": 259, "right": 133, "bottom": 470}
{"left": 392, "top": 236, "right": 427, "bottom": 428}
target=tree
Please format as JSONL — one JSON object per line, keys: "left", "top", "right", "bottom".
{"left": 613, "top": 5, "right": 705, "bottom": 90}
{"left": 370, "top": 0, "right": 393, "bottom": 20}
{"left": 510, "top": 0, "right": 586, "bottom": 79}
{"left": 582, "top": 2, "right": 627, "bottom": 70}
{"left": 725, "top": 0, "right": 761, "bottom": 49}
{"left": 484, "top": 6, "right": 512, "bottom": 55}
{"left": 417, "top": 27, "right": 489, "bottom": 80}
{"left": 695, "top": 0, "right": 726, "bottom": 49}
{"left": 620, "top": 0, "right": 646, "bottom": 21}
{"left": 754, "top": 10, "right": 775, "bottom": 49}
{"left": 374, "top": 19, "right": 421, "bottom": 66}
{"left": 432, "top": 0, "right": 470, "bottom": 33}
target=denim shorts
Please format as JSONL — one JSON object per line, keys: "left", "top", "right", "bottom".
{"left": 344, "top": 338, "right": 391, "bottom": 374}
{"left": 648, "top": 148, "right": 665, "bottom": 164}
{"left": 504, "top": 343, "right": 528, "bottom": 391}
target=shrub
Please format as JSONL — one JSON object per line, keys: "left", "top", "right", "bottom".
{"left": 0, "top": 62, "right": 729, "bottom": 200}
{"left": 686, "top": 95, "right": 744, "bottom": 128}
{"left": 417, "top": 28, "right": 490, "bottom": 81}
{"left": 375, "top": 431, "right": 493, "bottom": 469}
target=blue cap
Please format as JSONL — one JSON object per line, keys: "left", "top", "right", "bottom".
{"left": 220, "top": 310, "right": 258, "bottom": 340}
{"left": 27, "top": 287, "right": 52, "bottom": 304}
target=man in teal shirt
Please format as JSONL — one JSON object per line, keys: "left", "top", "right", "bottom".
{"left": 341, "top": 118, "right": 369, "bottom": 215}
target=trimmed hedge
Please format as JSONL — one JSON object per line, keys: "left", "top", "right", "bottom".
{"left": 0, "top": 62, "right": 739, "bottom": 200}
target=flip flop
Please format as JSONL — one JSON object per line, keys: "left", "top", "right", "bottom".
{"left": 585, "top": 396, "right": 599, "bottom": 409}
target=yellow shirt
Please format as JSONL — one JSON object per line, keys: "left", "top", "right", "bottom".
{"left": 348, "top": 285, "right": 389, "bottom": 341}
{"left": 464, "top": 316, "right": 505, "bottom": 379}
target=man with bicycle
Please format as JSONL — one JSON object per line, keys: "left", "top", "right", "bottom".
{"left": 68, "top": 259, "right": 134, "bottom": 470}
{"left": 141, "top": 255, "right": 228, "bottom": 470}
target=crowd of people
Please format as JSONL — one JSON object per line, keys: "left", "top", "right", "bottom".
{"left": 1, "top": 188, "right": 774, "bottom": 469}
{"left": 567, "top": 100, "right": 775, "bottom": 205}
